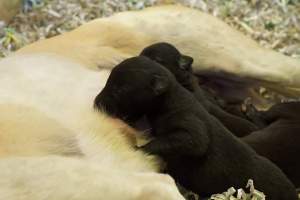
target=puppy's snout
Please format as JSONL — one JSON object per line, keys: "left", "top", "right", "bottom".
{"left": 179, "top": 55, "right": 193, "bottom": 70}
{"left": 94, "top": 91, "right": 122, "bottom": 121}
{"left": 94, "top": 92, "right": 110, "bottom": 111}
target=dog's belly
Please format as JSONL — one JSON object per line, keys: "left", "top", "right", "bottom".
{"left": 0, "top": 53, "right": 159, "bottom": 172}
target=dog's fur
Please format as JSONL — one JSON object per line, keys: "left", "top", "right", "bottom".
{"left": 140, "top": 43, "right": 300, "bottom": 187}
{"left": 0, "top": 53, "right": 185, "bottom": 200}
{"left": 243, "top": 102, "right": 300, "bottom": 187}
{"left": 94, "top": 56, "right": 298, "bottom": 199}
{"left": 140, "top": 42, "right": 259, "bottom": 137}
{"left": 17, "top": 5, "right": 300, "bottom": 97}
{"left": 1, "top": 4, "right": 300, "bottom": 199}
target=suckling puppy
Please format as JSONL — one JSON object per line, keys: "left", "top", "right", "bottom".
{"left": 140, "top": 42, "right": 258, "bottom": 137}
{"left": 245, "top": 101, "right": 300, "bottom": 126}
{"left": 0, "top": 53, "right": 185, "bottom": 200}
{"left": 94, "top": 56, "right": 298, "bottom": 199}
{"left": 140, "top": 42, "right": 300, "bottom": 188}
{"left": 242, "top": 102, "right": 300, "bottom": 187}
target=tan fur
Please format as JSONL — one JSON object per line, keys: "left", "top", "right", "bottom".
{"left": 0, "top": 53, "right": 160, "bottom": 171}
{"left": 1, "top": 4, "right": 300, "bottom": 199}
{"left": 0, "top": 156, "right": 182, "bottom": 200}
{"left": 0, "top": 53, "right": 184, "bottom": 200}
{"left": 18, "top": 5, "right": 300, "bottom": 91}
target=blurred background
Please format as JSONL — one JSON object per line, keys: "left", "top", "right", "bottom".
{"left": 0, "top": 0, "right": 299, "bottom": 59}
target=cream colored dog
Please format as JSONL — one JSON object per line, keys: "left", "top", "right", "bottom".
{"left": 0, "top": 52, "right": 185, "bottom": 200}
{"left": 18, "top": 5, "right": 300, "bottom": 92}
{"left": 0, "top": 5, "right": 299, "bottom": 200}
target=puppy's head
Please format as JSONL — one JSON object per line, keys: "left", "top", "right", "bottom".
{"left": 140, "top": 42, "right": 194, "bottom": 89}
{"left": 94, "top": 56, "right": 174, "bottom": 124}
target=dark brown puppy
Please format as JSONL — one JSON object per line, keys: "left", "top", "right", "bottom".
{"left": 140, "top": 43, "right": 300, "bottom": 187}
{"left": 243, "top": 102, "right": 300, "bottom": 187}
{"left": 94, "top": 56, "right": 298, "bottom": 199}
{"left": 140, "top": 42, "right": 258, "bottom": 137}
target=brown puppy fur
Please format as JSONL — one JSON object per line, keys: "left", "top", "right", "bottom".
{"left": 243, "top": 102, "right": 300, "bottom": 187}
{"left": 94, "top": 56, "right": 298, "bottom": 199}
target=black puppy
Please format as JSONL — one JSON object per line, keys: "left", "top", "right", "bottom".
{"left": 242, "top": 102, "right": 300, "bottom": 187}
{"left": 140, "top": 42, "right": 258, "bottom": 137}
{"left": 245, "top": 101, "right": 300, "bottom": 126}
{"left": 94, "top": 56, "right": 298, "bottom": 199}
{"left": 140, "top": 43, "right": 300, "bottom": 187}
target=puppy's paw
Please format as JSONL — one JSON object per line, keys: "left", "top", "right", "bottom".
{"left": 243, "top": 98, "right": 258, "bottom": 117}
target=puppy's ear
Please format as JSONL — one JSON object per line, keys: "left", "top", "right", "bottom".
{"left": 151, "top": 74, "right": 169, "bottom": 95}
{"left": 179, "top": 55, "right": 193, "bottom": 70}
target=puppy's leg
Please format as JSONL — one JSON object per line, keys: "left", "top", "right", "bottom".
{"left": 193, "top": 87, "right": 259, "bottom": 137}
{"left": 244, "top": 102, "right": 268, "bottom": 128}
{"left": 140, "top": 128, "right": 209, "bottom": 157}
{"left": 208, "top": 105, "right": 259, "bottom": 137}
{"left": 245, "top": 102, "right": 300, "bottom": 127}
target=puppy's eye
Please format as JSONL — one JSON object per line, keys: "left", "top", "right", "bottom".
{"left": 154, "top": 57, "right": 165, "bottom": 64}
{"left": 179, "top": 56, "right": 193, "bottom": 70}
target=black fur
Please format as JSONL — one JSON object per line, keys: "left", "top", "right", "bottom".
{"left": 243, "top": 102, "right": 300, "bottom": 187}
{"left": 140, "top": 42, "right": 258, "bottom": 137}
{"left": 140, "top": 43, "right": 300, "bottom": 188}
{"left": 94, "top": 56, "right": 298, "bottom": 199}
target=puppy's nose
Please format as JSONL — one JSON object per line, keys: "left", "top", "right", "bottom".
{"left": 94, "top": 92, "right": 108, "bottom": 110}
{"left": 179, "top": 55, "right": 194, "bottom": 70}
{"left": 94, "top": 92, "right": 120, "bottom": 119}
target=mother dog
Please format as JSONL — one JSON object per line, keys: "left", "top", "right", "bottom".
{"left": 0, "top": 4, "right": 299, "bottom": 200}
